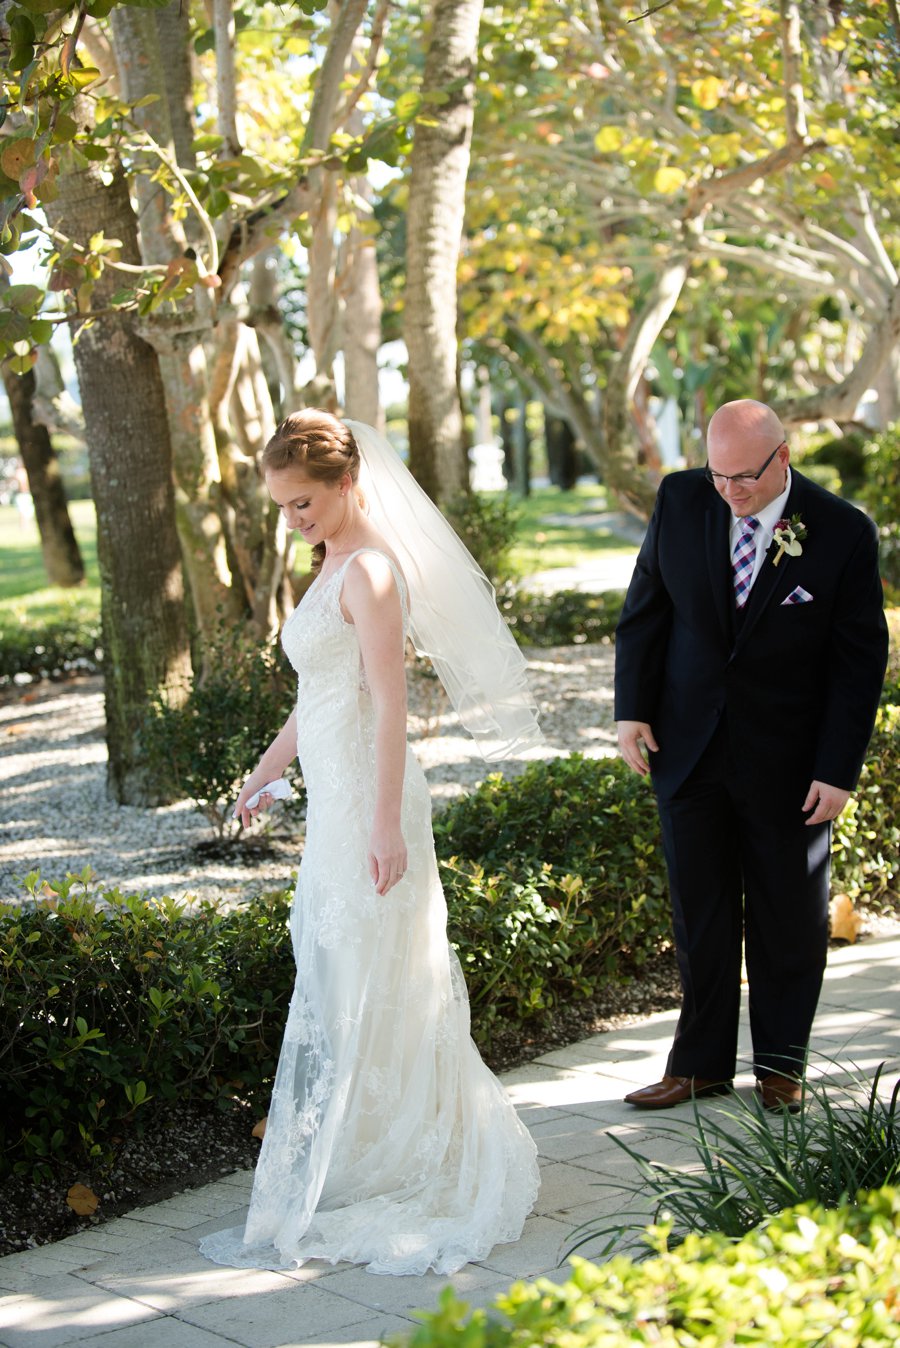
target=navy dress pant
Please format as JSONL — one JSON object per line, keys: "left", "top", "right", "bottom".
{"left": 655, "top": 723, "right": 831, "bottom": 1081}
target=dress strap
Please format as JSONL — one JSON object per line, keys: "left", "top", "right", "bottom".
{"left": 338, "top": 548, "right": 408, "bottom": 611}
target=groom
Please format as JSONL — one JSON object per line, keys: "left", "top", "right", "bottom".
{"left": 614, "top": 399, "right": 888, "bottom": 1110}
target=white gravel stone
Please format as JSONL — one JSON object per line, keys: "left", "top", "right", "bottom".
{"left": 0, "top": 645, "right": 617, "bottom": 908}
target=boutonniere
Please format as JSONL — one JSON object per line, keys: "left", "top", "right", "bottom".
{"left": 772, "top": 514, "right": 807, "bottom": 567}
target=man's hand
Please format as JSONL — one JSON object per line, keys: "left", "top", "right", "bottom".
{"left": 802, "top": 780, "right": 851, "bottom": 825}
{"left": 617, "top": 720, "right": 659, "bottom": 776}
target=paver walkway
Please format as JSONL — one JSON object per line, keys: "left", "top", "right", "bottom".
{"left": 1, "top": 933, "right": 898, "bottom": 1348}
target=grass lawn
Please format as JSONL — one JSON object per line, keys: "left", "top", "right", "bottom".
{"left": 0, "top": 501, "right": 100, "bottom": 623}
{"left": 0, "top": 484, "right": 638, "bottom": 627}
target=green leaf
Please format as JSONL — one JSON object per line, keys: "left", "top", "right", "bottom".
{"left": 192, "top": 133, "right": 225, "bottom": 154}
{"left": 53, "top": 112, "right": 78, "bottom": 143}
{"left": 15, "top": 0, "right": 62, "bottom": 14}
{"left": 193, "top": 27, "right": 215, "bottom": 55}
{"left": 4, "top": 283, "right": 43, "bottom": 312}
{"left": 29, "top": 318, "right": 53, "bottom": 344}
{"left": 395, "top": 91, "right": 422, "bottom": 121}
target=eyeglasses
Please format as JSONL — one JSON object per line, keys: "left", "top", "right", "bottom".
{"left": 704, "top": 442, "right": 786, "bottom": 487}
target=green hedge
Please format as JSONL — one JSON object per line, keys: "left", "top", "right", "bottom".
{"left": 0, "top": 877, "right": 295, "bottom": 1179}
{"left": 0, "top": 587, "right": 625, "bottom": 689}
{"left": 860, "top": 422, "right": 900, "bottom": 602}
{"left": 436, "top": 757, "right": 670, "bottom": 1045}
{"left": 3, "top": 704, "right": 896, "bottom": 1178}
{"left": 0, "top": 607, "right": 101, "bottom": 684}
{"left": 832, "top": 674, "right": 900, "bottom": 907}
{"left": 500, "top": 587, "right": 625, "bottom": 647}
{"left": 398, "top": 1187, "right": 900, "bottom": 1348}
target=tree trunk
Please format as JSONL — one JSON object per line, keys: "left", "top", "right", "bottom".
{"left": 31, "top": 345, "right": 85, "bottom": 444}
{"left": 603, "top": 257, "right": 689, "bottom": 516}
{"left": 405, "top": 0, "right": 483, "bottom": 502}
{"left": 109, "top": 2, "right": 244, "bottom": 640}
{"left": 341, "top": 180, "right": 383, "bottom": 428}
{"left": 1, "top": 361, "right": 84, "bottom": 587}
{"left": 545, "top": 412, "right": 578, "bottom": 491}
{"left": 45, "top": 156, "right": 191, "bottom": 803}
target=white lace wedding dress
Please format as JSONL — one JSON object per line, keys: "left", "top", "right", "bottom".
{"left": 200, "top": 549, "right": 539, "bottom": 1276}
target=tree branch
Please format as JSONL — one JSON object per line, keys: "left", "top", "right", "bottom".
{"left": 332, "top": 0, "right": 389, "bottom": 131}
{"left": 775, "top": 277, "right": 900, "bottom": 424}
{"left": 216, "top": 0, "right": 368, "bottom": 296}
{"left": 780, "top": 0, "right": 808, "bottom": 143}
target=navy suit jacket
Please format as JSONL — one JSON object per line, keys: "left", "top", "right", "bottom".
{"left": 614, "top": 469, "right": 889, "bottom": 811}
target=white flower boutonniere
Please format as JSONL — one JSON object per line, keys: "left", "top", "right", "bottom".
{"left": 772, "top": 514, "right": 808, "bottom": 567}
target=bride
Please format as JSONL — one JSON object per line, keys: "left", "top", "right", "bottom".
{"left": 199, "top": 410, "right": 543, "bottom": 1277}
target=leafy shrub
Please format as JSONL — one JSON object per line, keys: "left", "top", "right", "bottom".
{"left": 860, "top": 421, "right": 900, "bottom": 601}
{"left": 801, "top": 430, "right": 867, "bottom": 496}
{"left": 141, "top": 623, "right": 301, "bottom": 834}
{"left": 570, "top": 1063, "right": 900, "bottom": 1258}
{"left": 832, "top": 672, "right": 900, "bottom": 907}
{"left": 499, "top": 587, "right": 625, "bottom": 647}
{"left": 443, "top": 862, "right": 625, "bottom": 1048}
{"left": 0, "top": 874, "right": 294, "bottom": 1179}
{"left": 397, "top": 1187, "right": 900, "bottom": 1348}
{"left": 436, "top": 756, "right": 671, "bottom": 1046}
{"left": 0, "top": 605, "right": 102, "bottom": 684}
{"left": 435, "top": 755, "right": 667, "bottom": 934}
{"left": 443, "top": 490, "right": 520, "bottom": 587}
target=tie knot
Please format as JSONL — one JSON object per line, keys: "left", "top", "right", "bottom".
{"left": 740, "top": 515, "right": 760, "bottom": 537}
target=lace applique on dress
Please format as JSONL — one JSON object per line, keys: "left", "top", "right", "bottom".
{"left": 199, "top": 547, "right": 539, "bottom": 1276}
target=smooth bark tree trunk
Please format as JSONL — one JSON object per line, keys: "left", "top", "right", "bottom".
{"left": 341, "top": 181, "right": 383, "bottom": 428}
{"left": 46, "top": 156, "right": 191, "bottom": 803}
{"left": 2, "top": 361, "right": 85, "bottom": 587}
{"left": 405, "top": 0, "right": 483, "bottom": 502}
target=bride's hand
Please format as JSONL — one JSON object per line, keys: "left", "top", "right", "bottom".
{"left": 233, "top": 778, "right": 272, "bottom": 829}
{"left": 368, "top": 824, "right": 408, "bottom": 895}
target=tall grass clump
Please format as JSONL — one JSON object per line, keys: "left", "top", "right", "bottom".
{"left": 569, "top": 1062, "right": 900, "bottom": 1260}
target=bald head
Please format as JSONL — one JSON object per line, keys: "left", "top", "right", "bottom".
{"left": 708, "top": 400, "right": 786, "bottom": 454}
{"left": 706, "top": 400, "right": 790, "bottom": 518}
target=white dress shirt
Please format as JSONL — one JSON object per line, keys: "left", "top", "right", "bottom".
{"left": 729, "top": 469, "right": 792, "bottom": 594}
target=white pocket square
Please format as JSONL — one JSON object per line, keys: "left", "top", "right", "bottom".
{"left": 782, "top": 586, "right": 813, "bottom": 606}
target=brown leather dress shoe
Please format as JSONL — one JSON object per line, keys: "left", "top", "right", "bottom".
{"left": 624, "top": 1075, "right": 733, "bottom": 1108}
{"left": 756, "top": 1073, "right": 803, "bottom": 1112}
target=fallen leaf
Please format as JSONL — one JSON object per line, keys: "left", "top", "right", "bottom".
{"left": 830, "top": 893, "right": 862, "bottom": 944}
{"left": 66, "top": 1183, "right": 99, "bottom": 1216}
{"left": 252, "top": 1116, "right": 267, "bottom": 1140}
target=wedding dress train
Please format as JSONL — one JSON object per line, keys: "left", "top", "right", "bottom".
{"left": 199, "top": 550, "right": 539, "bottom": 1275}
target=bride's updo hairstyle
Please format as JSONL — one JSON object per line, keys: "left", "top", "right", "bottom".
{"left": 262, "top": 409, "right": 362, "bottom": 571}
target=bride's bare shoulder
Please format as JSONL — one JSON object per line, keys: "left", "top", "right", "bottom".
{"left": 343, "top": 547, "right": 407, "bottom": 610}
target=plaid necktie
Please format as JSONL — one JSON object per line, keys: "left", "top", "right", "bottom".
{"left": 732, "top": 516, "right": 760, "bottom": 609}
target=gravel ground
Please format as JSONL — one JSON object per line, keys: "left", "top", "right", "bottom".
{"left": 0, "top": 643, "right": 617, "bottom": 905}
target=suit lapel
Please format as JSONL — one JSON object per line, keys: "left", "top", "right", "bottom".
{"left": 734, "top": 476, "right": 807, "bottom": 650}
{"left": 706, "top": 494, "right": 733, "bottom": 642}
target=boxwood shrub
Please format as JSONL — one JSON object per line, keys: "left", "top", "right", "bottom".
{"left": 397, "top": 1187, "right": 900, "bottom": 1348}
